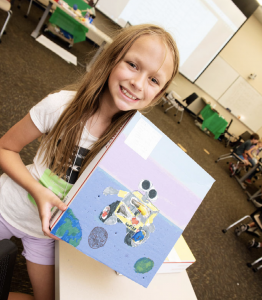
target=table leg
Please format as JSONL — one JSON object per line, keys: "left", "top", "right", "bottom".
{"left": 237, "top": 164, "right": 258, "bottom": 183}
{"left": 55, "top": 240, "right": 60, "bottom": 300}
{"left": 246, "top": 188, "right": 262, "bottom": 201}
{"left": 201, "top": 120, "right": 206, "bottom": 130}
{"left": 234, "top": 163, "right": 259, "bottom": 190}
{"left": 31, "top": 1, "right": 52, "bottom": 38}
{"left": 86, "top": 41, "right": 106, "bottom": 72}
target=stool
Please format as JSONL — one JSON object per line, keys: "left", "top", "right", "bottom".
{"left": 0, "top": 239, "right": 18, "bottom": 300}
{"left": 0, "top": 0, "right": 12, "bottom": 43}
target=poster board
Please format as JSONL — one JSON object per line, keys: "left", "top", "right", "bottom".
{"left": 218, "top": 76, "right": 262, "bottom": 132}
{"left": 50, "top": 112, "right": 214, "bottom": 288}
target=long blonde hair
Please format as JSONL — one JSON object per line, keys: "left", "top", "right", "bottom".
{"left": 38, "top": 24, "right": 180, "bottom": 177}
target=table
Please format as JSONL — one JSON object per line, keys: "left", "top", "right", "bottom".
{"left": 55, "top": 241, "right": 198, "bottom": 300}
{"left": 31, "top": 0, "right": 112, "bottom": 70}
{"left": 200, "top": 104, "right": 228, "bottom": 139}
{"left": 171, "top": 91, "right": 182, "bottom": 101}
{"left": 235, "top": 161, "right": 262, "bottom": 190}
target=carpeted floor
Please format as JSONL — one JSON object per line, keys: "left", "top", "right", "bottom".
{"left": 1, "top": 2, "right": 262, "bottom": 299}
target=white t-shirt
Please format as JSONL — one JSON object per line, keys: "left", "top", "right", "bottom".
{"left": 0, "top": 90, "right": 98, "bottom": 238}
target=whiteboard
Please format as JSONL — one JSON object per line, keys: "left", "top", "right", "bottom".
{"left": 218, "top": 77, "right": 262, "bottom": 132}
{"left": 195, "top": 56, "right": 239, "bottom": 100}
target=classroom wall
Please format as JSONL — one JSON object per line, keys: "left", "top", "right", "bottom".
{"left": 170, "top": 14, "right": 262, "bottom": 138}
{"left": 220, "top": 15, "right": 262, "bottom": 95}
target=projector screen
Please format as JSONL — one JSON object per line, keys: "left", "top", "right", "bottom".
{"left": 96, "top": 0, "right": 246, "bottom": 82}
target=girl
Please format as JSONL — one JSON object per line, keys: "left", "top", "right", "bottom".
{"left": 0, "top": 24, "right": 179, "bottom": 300}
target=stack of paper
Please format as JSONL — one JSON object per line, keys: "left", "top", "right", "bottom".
{"left": 158, "top": 235, "right": 195, "bottom": 273}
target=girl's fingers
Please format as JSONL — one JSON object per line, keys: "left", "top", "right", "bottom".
{"left": 41, "top": 213, "right": 51, "bottom": 235}
{"left": 56, "top": 201, "right": 68, "bottom": 211}
{"left": 38, "top": 193, "right": 67, "bottom": 238}
{"left": 46, "top": 232, "right": 61, "bottom": 240}
{"left": 51, "top": 196, "right": 67, "bottom": 211}
{"left": 41, "top": 214, "right": 60, "bottom": 240}
{"left": 48, "top": 232, "right": 61, "bottom": 240}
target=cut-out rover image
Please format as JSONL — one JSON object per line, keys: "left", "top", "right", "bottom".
{"left": 99, "top": 180, "right": 159, "bottom": 247}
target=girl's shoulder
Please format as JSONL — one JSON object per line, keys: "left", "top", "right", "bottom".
{"left": 32, "top": 90, "right": 77, "bottom": 115}
{"left": 43, "top": 90, "right": 77, "bottom": 108}
{"left": 30, "top": 90, "right": 77, "bottom": 134}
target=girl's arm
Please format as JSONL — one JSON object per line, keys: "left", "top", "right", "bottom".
{"left": 0, "top": 113, "right": 67, "bottom": 239}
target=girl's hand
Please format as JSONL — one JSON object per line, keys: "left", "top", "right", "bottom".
{"left": 33, "top": 185, "right": 68, "bottom": 239}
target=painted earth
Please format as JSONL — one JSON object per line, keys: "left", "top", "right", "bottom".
{"left": 134, "top": 257, "right": 154, "bottom": 274}
{"left": 53, "top": 208, "right": 82, "bottom": 247}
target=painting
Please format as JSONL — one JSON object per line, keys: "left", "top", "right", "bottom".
{"left": 51, "top": 112, "right": 214, "bottom": 287}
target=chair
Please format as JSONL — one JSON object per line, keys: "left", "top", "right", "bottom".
{"left": 229, "top": 131, "right": 251, "bottom": 147}
{"left": 215, "top": 147, "right": 248, "bottom": 177}
{"left": 0, "top": 239, "right": 18, "bottom": 300}
{"left": 222, "top": 208, "right": 262, "bottom": 234}
{"left": 16, "top": 0, "right": 38, "bottom": 18}
{"left": 182, "top": 93, "right": 199, "bottom": 107}
{"left": 181, "top": 92, "right": 204, "bottom": 119}
{"left": 24, "top": 0, "right": 33, "bottom": 18}
{"left": 218, "top": 119, "right": 235, "bottom": 147}
{"left": 247, "top": 256, "right": 262, "bottom": 272}
{"left": 161, "top": 92, "right": 184, "bottom": 124}
{"left": 222, "top": 208, "right": 262, "bottom": 272}
{"left": 17, "top": 0, "right": 48, "bottom": 18}
{"left": 240, "top": 131, "right": 251, "bottom": 142}
{"left": 0, "top": 0, "right": 12, "bottom": 43}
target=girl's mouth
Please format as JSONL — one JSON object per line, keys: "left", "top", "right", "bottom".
{"left": 120, "top": 86, "right": 139, "bottom": 101}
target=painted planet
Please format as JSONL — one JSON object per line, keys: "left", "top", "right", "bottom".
{"left": 52, "top": 208, "right": 82, "bottom": 247}
{"left": 134, "top": 257, "right": 154, "bottom": 274}
{"left": 88, "top": 227, "right": 108, "bottom": 249}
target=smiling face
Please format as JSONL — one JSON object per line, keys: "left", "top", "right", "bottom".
{"left": 103, "top": 35, "right": 174, "bottom": 113}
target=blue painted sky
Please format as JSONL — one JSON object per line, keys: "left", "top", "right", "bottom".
{"left": 123, "top": 113, "right": 215, "bottom": 200}
{"left": 52, "top": 168, "right": 182, "bottom": 288}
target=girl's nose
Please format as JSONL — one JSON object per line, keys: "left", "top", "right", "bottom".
{"left": 130, "top": 73, "right": 146, "bottom": 91}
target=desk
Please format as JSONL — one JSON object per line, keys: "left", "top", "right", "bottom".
{"left": 170, "top": 91, "right": 182, "bottom": 101}
{"left": 200, "top": 104, "right": 228, "bottom": 139}
{"left": 55, "top": 241, "right": 198, "bottom": 300}
{"left": 31, "top": 0, "right": 112, "bottom": 70}
{"left": 235, "top": 161, "right": 262, "bottom": 190}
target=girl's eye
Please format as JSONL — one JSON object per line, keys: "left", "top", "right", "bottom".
{"left": 150, "top": 77, "right": 159, "bottom": 85}
{"left": 128, "top": 62, "right": 137, "bottom": 69}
